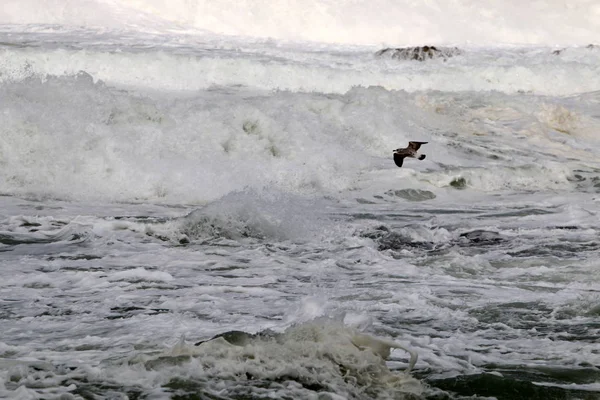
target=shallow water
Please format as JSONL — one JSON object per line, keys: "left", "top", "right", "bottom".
{"left": 1, "top": 184, "right": 599, "bottom": 399}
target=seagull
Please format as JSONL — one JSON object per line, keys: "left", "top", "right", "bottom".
{"left": 393, "top": 141, "right": 428, "bottom": 168}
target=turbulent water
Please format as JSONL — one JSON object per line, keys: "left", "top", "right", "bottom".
{"left": 1, "top": 1, "right": 600, "bottom": 399}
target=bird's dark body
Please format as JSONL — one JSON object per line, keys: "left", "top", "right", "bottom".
{"left": 393, "top": 141, "right": 428, "bottom": 167}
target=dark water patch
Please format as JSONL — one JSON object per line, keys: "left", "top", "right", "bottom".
{"left": 106, "top": 306, "right": 170, "bottom": 320}
{"left": 0, "top": 362, "right": 127, "bottom": 399}
{"left": 205, "top": 265, "right": 248, "bottom": 272}
{"left": 38, "top": 306, "right": 75, "bottom": 317}
{"left": 46, "top": 254, "right": 102, "bottom": 261}
{"left": 481, "top": 208, "right": 555, "bottom": 218}
{"left": 164, "top": 378, "right": 222, "bottom": 400}
{"left": 470, "top": 301, "right": 553, "bottom": 325}
{"left": 211, "top": 271, "right": 254, "bottom": 279}
{"left": 19, "top": 221, "right": 42, "bottom": 227}
{"left": 378, "top": 311, "right": 470, "bottom": 338}
{"left": 23, "top": 281, "right": 53, "bottom": 289}
{"left": 419, "top": 209, "right": 481, "bottom": 215}
{"left": 134, "top": 283, "right": 181, "bottom": 291}
{"left": 567, "top": 172, "right": 600, "bottom": 192}
{"left": 350, "top": 212, "right": 387, "bottom": 219}
{"left": 0, "top": 41, "right": 35, "bottom": 48}
{"left": 0, "top": 232, "right": 83, "bottom": 245}
{"left": 496, "top": 365, "right": 600, "bottom": 386}
{"left": 469, "top": 302, "right": 600, "bottom": 342}
{"left": 548, "top": 323, "right": 600, "bottom": 343}
{"left": 0, "top": 222, "right": 91, "bottom": 254}
{"left": 62, "top": 265, "right": 106, "bottom": 272}
{"left": 356, "top": 197, "right": 378, "bottom": 204}
{"left": 113, "top": 215, "right": 171, "bottom": 223}
{"left": 0, "top": 301, "right": 18, "bottom": 319}
{"left": 512, "top": 282, "right": 564, "bottom": 293}
{"left": 164, "top": 376, "right": 332, "bottom": 400}
{"left": 70, "top": 381, "right": 143, "bottom": 400}
{"left": 585, "top": 305, "right": 600, "bottom": 317}
{"left": 424, "top": 371, "right": 600, "bottom": 400}
{"left": 508, "top": 241, "right": 600, "bottom": 258}
{"left": 386, "top": 189, "right": 437, "bottom": 201}
{"left": 162, "top": 374, "right": 421, "bottom": 400}
{"left": 568, "top": 174, "right": 587, "bottom": 182}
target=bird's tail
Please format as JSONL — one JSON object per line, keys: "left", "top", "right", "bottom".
{"left": 419, "top": 154, "right": 426, "bottom": 160}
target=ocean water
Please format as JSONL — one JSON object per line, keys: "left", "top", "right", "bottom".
{"left": 1, "top": 1, "right": 600, "bottom": 399}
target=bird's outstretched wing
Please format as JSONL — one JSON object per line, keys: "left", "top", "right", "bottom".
{"left": 408, "top": 141, "right": 428, "bottom": 151}
{"left": 393, "top": 153, "right": 405, "bottom": 168}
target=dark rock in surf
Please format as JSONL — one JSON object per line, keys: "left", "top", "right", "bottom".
{"left": 450, "top": 177, "right": 467, "bottom": 189}
{"left": 375, "top": 46, "right": 461, "bottom": 61}
{"left": 459, "top": 230, "right": 503, "bottom": 245}
{"left": 378, "top": 231, "right": 422, "bottom": 250}
{"left": 361, "top": 226, "right": 435, "bottom": 251}
{"left": 360, "top": 225, "right": 390, "bottom": 241}
{"left": 554, "top": 45, "right": 597, "bottom": 55}
{"left": 378, "top": 231, "right": 434, "bottom": 251}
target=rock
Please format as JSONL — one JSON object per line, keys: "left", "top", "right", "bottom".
{"left": 375, "top": 46, "right": 461, "bottom": 61}
{"left": 459, "top": 230, "right": 503, "bottom": 245}
{"left": 377, "top": 231, "right": 434, "bottom": 251}
{"left": 449, "top": 177, "right": 467, "bottom": 189}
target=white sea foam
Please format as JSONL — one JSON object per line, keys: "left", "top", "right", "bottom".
{"left": 1, "top": 70, "right": 599, "bottom": 204}
{"left": 108, "top": 267, "right": 174, "bottom": 282}
{"left": 155, "top": 319, "right": 422, "bottom": 398}
{"left": 2, "top": 44, "right": 600, "bottom": 95}
{"left": 0, "top": 77, "right": 407, "bottom": 203}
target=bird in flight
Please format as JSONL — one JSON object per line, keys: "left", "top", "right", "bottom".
{"left": 393, "top": 141, "right": 428, "bottom": 167}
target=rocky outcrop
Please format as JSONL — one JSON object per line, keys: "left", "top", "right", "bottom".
{"left": 553, "top": 44, "right": 598, "bottom": 55}
{"left": 375, "top": 45, "right": 462, "bottom": 61}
